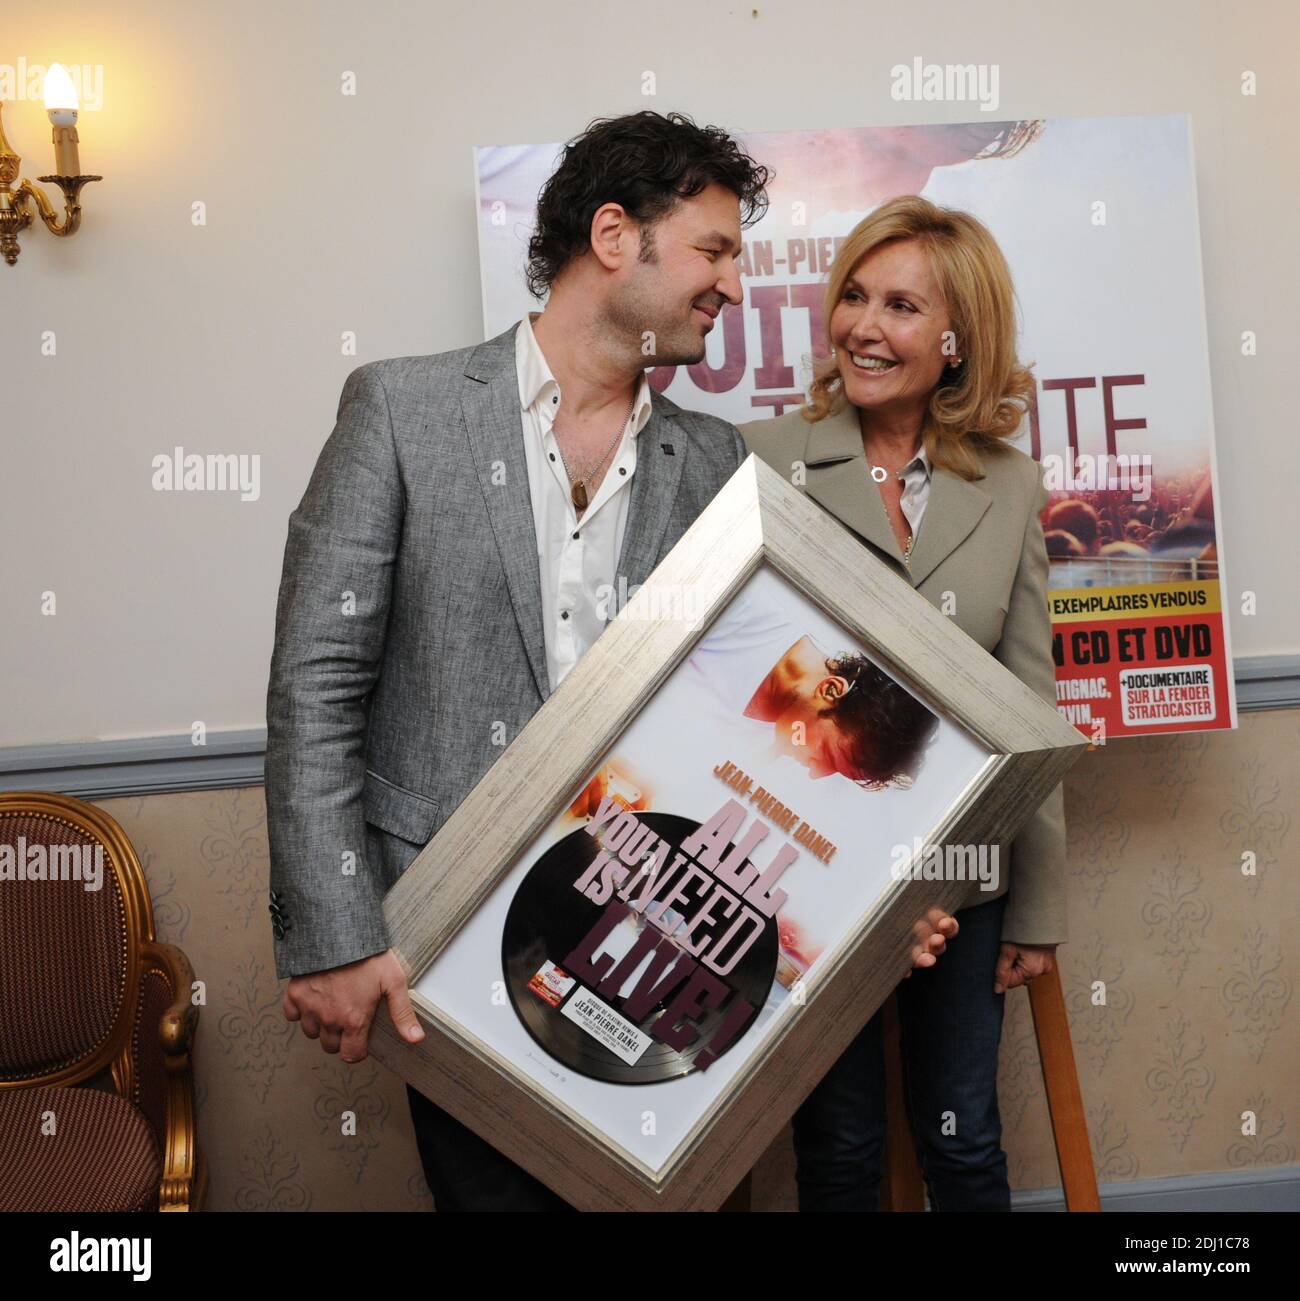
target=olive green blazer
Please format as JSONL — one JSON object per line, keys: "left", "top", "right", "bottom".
{"left": 737, "top": 399, "right": 1067, "bottom": 946}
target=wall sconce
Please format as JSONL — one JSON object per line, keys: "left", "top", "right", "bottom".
{"left": 0, "top": 63, "right": 101, "bottom": 266}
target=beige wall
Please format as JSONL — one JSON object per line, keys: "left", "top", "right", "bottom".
{"left": 4, "top": 0, "right": 1300, "bottom": 747}
{"left": 92, "top": 708, "right": 1298, "bottom": 1209}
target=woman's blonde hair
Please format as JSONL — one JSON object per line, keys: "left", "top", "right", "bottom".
{"left": 804, "top": 195, "right": 1033, "bottom": 481}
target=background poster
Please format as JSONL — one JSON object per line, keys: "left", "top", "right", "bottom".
{"left": 415, "top": 566, "right": 992, "bottom": 1172}
{"left": 473, "top": 113, "right": 1236, "bottom": 741}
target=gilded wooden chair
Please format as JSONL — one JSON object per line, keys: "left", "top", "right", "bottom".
{"left": 0, "top": 791, "right": 206, "bottom": 1211}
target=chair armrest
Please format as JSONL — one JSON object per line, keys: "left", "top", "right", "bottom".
{"left": 133, "top": 940, "right": 203, "bottom": 1210}
{"left": 141, "top": 941, "right": 198, "bottom": 1058}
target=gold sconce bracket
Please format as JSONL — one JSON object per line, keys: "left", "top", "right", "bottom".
{"left": 0, "top": 99, "right": 101, "bottom": 265}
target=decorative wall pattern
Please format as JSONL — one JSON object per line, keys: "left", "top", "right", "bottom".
{"left": 91, "top": 709, "right": 1297, "bottom": 1211}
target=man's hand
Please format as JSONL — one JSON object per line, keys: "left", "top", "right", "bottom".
{"left": 904, "top": 908, "right": 959, "bottom": 976}
{"left": 993, "top": 942, "right": 1056, "bottom": 995}
{"left": 283, "top": 948, "right": 425, "bottom": 1062}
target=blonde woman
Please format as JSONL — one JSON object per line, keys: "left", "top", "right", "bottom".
{"left": 738, "top": 195, "right": 1064, "bottom": 1212}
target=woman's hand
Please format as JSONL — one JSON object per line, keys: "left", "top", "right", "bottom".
{"left": 993, "top": 942, "right": 1056, "bottom": 994}
{"left": 905, "top": 907, "right": 959, "bottom": 975}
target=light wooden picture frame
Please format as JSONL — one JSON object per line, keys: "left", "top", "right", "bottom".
{"left": 369, "top": 454, "right": 1086, "bottom": 1210}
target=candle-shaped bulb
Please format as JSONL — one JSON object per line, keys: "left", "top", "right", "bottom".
{"left": 44, "top": 62, "right": 82, "bottom": 174}
{"left": 44, "top": 63, "right": 79, "bottom": 114}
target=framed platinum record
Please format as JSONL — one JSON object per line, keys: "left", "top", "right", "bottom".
{"left": 369, "top": 454, "right": 1085, "bottom": 1211}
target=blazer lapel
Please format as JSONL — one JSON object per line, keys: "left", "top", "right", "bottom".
{"left": 461, "top": 323, "right": 551, "bottom": 701}
{"left": 801, "top": 398, "right": 991, "bottom": 588}
{"left": 460, "top": 323, "right": 688, "bottom": 703}
{"left": 905, "top": 464, "right": 991, "bottom": 587}
{"left": 612, "top": 397, "right": 685, "bottom": 594}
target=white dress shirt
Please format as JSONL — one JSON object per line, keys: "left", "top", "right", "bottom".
{"left": 896, "top": 443, "right": 933, "bottom": 543}
{"left": 864, "top": 440, "right": 932, "bottom": 558}
{"left": 516, "top": 312, "right": 653, "bottom": 694}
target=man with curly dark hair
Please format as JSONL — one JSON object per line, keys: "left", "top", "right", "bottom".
{"left": 526, "top": 111, "right": 770, "bottom": 289}
{"left": 270, "top": 110, "right": 773, "bottom": 1212}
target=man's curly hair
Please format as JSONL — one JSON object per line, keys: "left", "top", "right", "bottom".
{"left": 821, "top": 654, "right": 939, "bottom": 789}
{"left": 525, "top": 111, "right": 771, "bottom": 300}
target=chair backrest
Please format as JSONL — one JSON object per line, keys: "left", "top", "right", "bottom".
{"left": 0, "top": 792, "right": 156, "bottom": 1088}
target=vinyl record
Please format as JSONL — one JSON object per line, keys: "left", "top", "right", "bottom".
{"left": 503, "top": 812, "right": 779, "bottom": 1084}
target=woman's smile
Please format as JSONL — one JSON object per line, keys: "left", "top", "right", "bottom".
{"left": 848, "top": 352, "right": 900, "bottom": 374}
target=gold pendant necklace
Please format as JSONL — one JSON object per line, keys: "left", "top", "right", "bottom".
{"left": 863, "top": 446, "right": 917, "bottom": 568}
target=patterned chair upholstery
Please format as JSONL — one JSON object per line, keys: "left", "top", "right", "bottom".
{"left": 0, "top": 792, "right": 205, "bottom": 1211}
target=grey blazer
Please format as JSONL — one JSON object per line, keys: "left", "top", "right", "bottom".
{"left": 738, "top": 400, "right": 1067, "bottom": 947}
{"left": 265, "top": 322, "right": 748, "bottom": 980}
